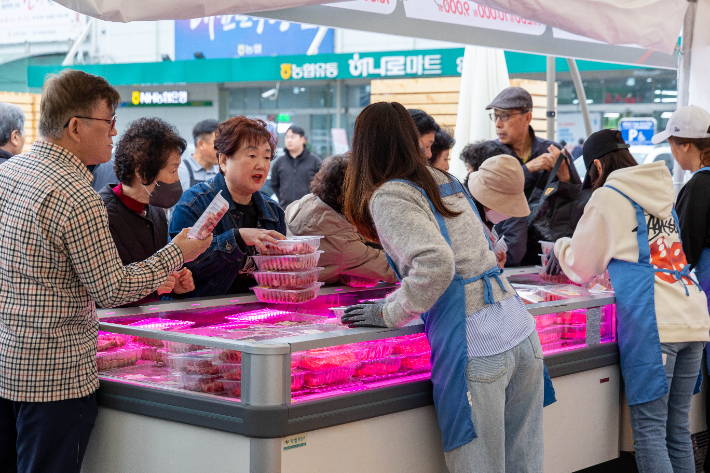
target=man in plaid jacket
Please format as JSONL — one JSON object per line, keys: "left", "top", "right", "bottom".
{"left": 0, "top": 70, "right": 212, "bottom": 473}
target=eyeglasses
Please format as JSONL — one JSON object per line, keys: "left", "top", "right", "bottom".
{"left": 63, "top": 115, "right": 117, "bottom": 130}
{"left": 489, "top": 111, "right": 527, "bottom": 123}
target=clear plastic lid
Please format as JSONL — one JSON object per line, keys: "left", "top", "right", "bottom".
{"left": 187, "top": 190, "right": 229, "bottom": 240}
{"left": 251, "top": 282, "right": 324, "bottom": 304}
{"left": 259, "top": 236, "right": 323, "bottom": 256}
{"left": 251, "top": 251, "right": 323, "bottom": 271}
{"left": 303, "top": 366, "right": 356, "bottom": 387}
{"left": 298, "top": 347, "right": 365, "bottom": 371}
{"left": 176, "top": 373, "right": 224, "bottom": 393}
{"left": 357, "top": 339, "right": 397, "bottom": 360}
{"left": 127, "top": 317, "right": 195, "bottom": 331}
{"left": 251, "top": 267, "right": 323, "bottom": 288}
{"left": 222, "top": 379, "right": 241, "bottom": 398}
{"left": 165, "top": 350, "right": 218, "bottom": 375}
{"left": 354, "top": 356, "right": 402, "bottom": 377}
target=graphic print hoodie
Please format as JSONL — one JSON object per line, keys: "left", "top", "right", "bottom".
{"left": 555, "top": 161, "right": 710, "bottom": 343}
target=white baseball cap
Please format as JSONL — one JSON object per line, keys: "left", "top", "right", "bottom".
{"left": 652, "top": 105, "right": 710, "bottom": 144}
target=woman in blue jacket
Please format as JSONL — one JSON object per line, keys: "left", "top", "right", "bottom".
{"left": 170, "top": 116, "right": 286, "bottom": 298}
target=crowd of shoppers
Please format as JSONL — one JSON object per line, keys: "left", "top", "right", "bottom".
{"left": 2, "top": 70, "right": 710, "bottom": 473}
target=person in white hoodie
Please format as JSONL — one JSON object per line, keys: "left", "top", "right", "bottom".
{"left": 546, "top": 129, "right": 710, "bottom": 473}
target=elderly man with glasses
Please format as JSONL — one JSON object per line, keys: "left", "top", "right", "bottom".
{"left": 485, "top": 87, "right": 582, "bottom": 267}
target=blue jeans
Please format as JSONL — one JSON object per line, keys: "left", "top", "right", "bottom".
{"left": 444, "top": 330, "right": 544, "bottom": 472}
{"left": 629, "top": 342, "right": 704, "bottom": 473}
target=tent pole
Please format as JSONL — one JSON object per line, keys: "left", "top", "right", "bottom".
{"left": 62, "top": 18, "right": 95, "bottom": 66}
{"left": 673, "top": 0, "right": 697, "bottom": 194}
{"left": 566, "top": 58, "right": 592, "bottom": 138}
{"left": 546, "top": 56, "right": 555, "bottom": 141}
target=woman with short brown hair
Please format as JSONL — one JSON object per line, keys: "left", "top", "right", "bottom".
{"left": 169, "top": 116, "right": 286, "bottom": 298}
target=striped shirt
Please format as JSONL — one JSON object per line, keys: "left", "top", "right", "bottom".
{"left": 465, "top": 295, "right": 535, "bottom": 357}
{"left": 0, "top": 141, "right": 184, "bottom": 402}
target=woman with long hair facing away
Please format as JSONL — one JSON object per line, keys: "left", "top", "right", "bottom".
{"left": 547, "top": 129, "right": 710, "bottom": 473}
{"left": 340, "top": 102, "right": 555, "bottom": 472}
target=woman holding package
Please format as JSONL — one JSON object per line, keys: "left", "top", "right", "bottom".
{"left": 340, "top": 102, "right": 555, "bottom": 472}
{"left": 170, "top": 116, "right": 286, "bottom": 297}
{"left": 100, "top": 117, "right": 195, "bottom": 305}
{"left": 547, "top": 128, "right": 710, "bottom": 473}
{"left": 653, "top": 105, "right": 710, "bottom": 473}
{"left": 286, "top": 153, "right": 398, "bottom": 284}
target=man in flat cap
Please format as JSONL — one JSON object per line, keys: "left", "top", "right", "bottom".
{"left": 486, "top": 86, "right": 582, "bottom": 266}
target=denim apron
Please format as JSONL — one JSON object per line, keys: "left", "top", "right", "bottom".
{"left": 605, "top": 185, "right": 702, "bottom": 405}
{"left": 687, "top": 168, "right": 710, "bottom": 372}
{"left": 385, "top": 178, "right": 555, "bottom": 452}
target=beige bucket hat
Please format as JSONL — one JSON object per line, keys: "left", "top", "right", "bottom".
{"left": 467, "top": 154, "right": 530, "bottom": 218}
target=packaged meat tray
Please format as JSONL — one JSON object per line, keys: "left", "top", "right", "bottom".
{"left": 304, "top": 366, "right": 356, "bottom": 387}
{"left": 251, "top": 282, "right": 324, "bottom": 304}
{"left": 537, "top": 325, "right": 563, "bottom": 344}
{"left": 541, "top": 285, "right": 591, "bottom": 302}
{"left": 339, "top": 274, "right": 380, "bottom": 288}
{"left": 176, "top": 374, "right": 224, "bottom": 393}
{"left": 563, "top": 324, "right": 587, "bottom": 340}
{"left": 166, "top": 351, "right": 219, "bottom": 375}
{"left": 162, "top": 339, "right": 205, "bottom": 353}
{"left": 259, "top": 236, "right": 323, "bottom": 256}
{"left": 354, "top": 356, "right": 402, "bottom": 377}
{"left": 222, "top": 379, "right": 241, "bottom": 398}
{"left": 393, "top": 334, "right": 431, "bottom": 355}
{"left": 130, "top": 337, "right": 164, "bottom": 347}
{"left": 534, "top": 313, "right": 555, "bottom": 329}
{"left": 215, "top": 362, "right": 241, "bottom": 380}
{"left": 541, "top": 340, "right": 567, "bottom": 352}
{"left": 97, "top": 332, "right": 126, "bottom": 352}
{"left": 187, "top": 190, "right": 228, "bottom": 240}
{"left": 298, "top": 347, "right": 364, "bottom": 371}
{"left": 252, "top": 251, "right": 323, "bottom": 271}
{"left": 400, "top": 353, "right": 431, "bottom": 371}
{"left": 291, "top": 370, "right": 306, "bottom": 391}
{"left": 138, "top": 345, "right": 164, "bottom": 362}
{"left": 554, "top": 309, "right": 586, "bottom": 325}
{"left": 291, "top": 352, "right": 303, "bottom": 370}
{"left": 96, "top": 347, "right": 141, "bottom": 371}
{"left": 251, "top": 267, "right": 323, "bottom": 288}
{"left": 212, "top": 349, "right": 242, "bottom": 364}
{"left": 517, "top": 289, "right": 544, "bottom": 305}
{"left": 358, "top": 339, "right": 397, "bottom": 360}
{"left": 536, "top": 266, "right": 574, "bottom": 285}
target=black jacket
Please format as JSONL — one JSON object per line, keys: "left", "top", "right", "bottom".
{"left": 676, "top": 169, "right": 710, "bottom": 269}
{"left": 270, "top": 148, "right": 322, "bottom": 208}
{"left": 99, "top": 184, "right": 169, "bottom": 305}
{"left": 0, "top": 148, "right": 12, "bottom": 165}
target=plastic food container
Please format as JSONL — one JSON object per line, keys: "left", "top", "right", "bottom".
{"left": 291, "top": 370, "right": 306, "bottom": 391}
{"left": 563, "top": 324, "right": 587, "bottom": 339}
{"left": 212, "top": 349, "right": 242, "bottom": 364}
{"left": 298, "top": 347, "right": 364, "bottom": 371}
{"left": 541, "top": 340, "right": 567, "bottom": 352}
{"left": 176, "top": 374, "right": 224, "bottom": 393}
{"left": 97, "top": 332, "right": 126, "bottom": 352}
{"left": 251, "top": 282, "right": 324, "bottom": 304}
{"left": 166, "top": 351, "right": 218, "bottom": 375}
{"left": 537, "top": 325, "right": 563, "bottom": 344}
{"left": 539, "top": 253, "right": 549, "bottom": 267}
{"left": 358, "top": 339, "right": 397, "bottom": 360}
{"left": 330, "top": 307, "right": 349, "bottom": 319}
{"left": 130, "top": 337, "right": 164, "bottom": 347}
{"left": 251, "top": 267, "right": 323, "bottom": 288}
{"left": 260, "top": 236, "right": 323, "bottom": 256}
{"left": 534, "top": 313, "right": 555, "bottom": 329}
{"left": 222, "top": 379, "right": 242, "bottom": 398}
{"left": 291, "top": 352, "right": 304, "bottom": 370}
{"left": 541, "top": 285, "right": 591, "bottom": 302}
{"left": 187, "top": 191, "right": 228, "bottom": 240}
{"left": 354, "top": 356, "right": 402, "bottom": 377}
{"left": 162, "top": 340, "right": 205, "bottom": 353}
{"left": 517, "top": 289, "right": 544, "bottom": 305}
{"left": 393, "top": 334, "right": 431, "bottom": 355}
{"left": 304, "top": 366, "right": 356, "bottom": 387}
{"left": 554, "top": 309, "right": 587, "bottom": 325}
{"left": 400, "top": 353, "right": 431, "bottom": 371}
{"left": 339, "top": 274, "right": 380, "bottom": 288}
{"left": 539, "top": 240, "right": 555, "bottom": 256}
{"left": 138, "top": 345, "right": 164, "bottom": 362}
{"left": 252, "top": 251, "right": 323, "bottom": 271}
{"left": 96, "top": 347, "right": 141, "bottom": 371}
{"left": 215, "top": 362, "right": 242, "bottom": 380}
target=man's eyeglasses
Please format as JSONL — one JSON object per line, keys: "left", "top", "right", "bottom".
{"left": 64, "top": 115, "right": 117, "bottom": 130}
{"left": 489, "top": 111, "right": 527, "bottom": 123}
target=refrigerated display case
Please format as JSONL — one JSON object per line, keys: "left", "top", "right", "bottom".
{"left": 83, "top": 269, "right": 624, "bottom": 473}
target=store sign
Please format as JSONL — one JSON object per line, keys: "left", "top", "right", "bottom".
{"left": 402, "top": 0, "right": 545, "bottom": 35}
{"left": 175, "top": 16, "right": 334, "bottom": 60}
{"left": 132, "top": 91, "right": 189, "bottom": 105}
{"left": 619, "top": 118, "right": 657, "bottom": 145}
{"left": 0, "top": 0, "right": 85, "bottom": 45}
{"left": 280, "top": 49, "right": 462, "bottom": 81}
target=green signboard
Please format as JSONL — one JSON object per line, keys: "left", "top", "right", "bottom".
{"left": 27, "top": 48, "right": 645, "bottom": 88}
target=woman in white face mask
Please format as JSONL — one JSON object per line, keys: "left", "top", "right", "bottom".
{"left": 467, "top": 154, "right": 530, "bottom": 268}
